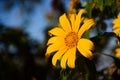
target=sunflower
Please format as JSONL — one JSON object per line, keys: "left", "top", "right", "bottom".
{"left": 46, "top": 9, "right": 95, "bottom": 69}
{"left": 113, "top": 13, "right": 120, "bottom": 37}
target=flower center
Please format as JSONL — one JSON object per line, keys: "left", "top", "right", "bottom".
{"left": 65, "top": 32, "right": 78, "bottom": 48}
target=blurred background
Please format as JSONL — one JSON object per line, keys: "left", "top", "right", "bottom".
{"left": 0, "top": 0, "right": 119, "bottom": 80}
{"left": 0, "top": 0, "right": 69, "bottom": 80}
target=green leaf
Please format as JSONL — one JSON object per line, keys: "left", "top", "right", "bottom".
{"left": 96, "top": 0, "right": 103, "bottom": 11}
{"left": 86, "top": 1, "right": 93, "bottom": 18}
{"left": 62, "top": 76, "right": 67, "bottom": 80}
{"left": 83, "top": 30, "right": 90, "bottom": 39}
{"left": 59, "top": 69, "right": 72, "bottom": 80}
{"left": 111, "top": 1, "right": 117, "bottom": 13}
{"left": 85, "top": 73, "right": 89, "bottom": 80}
{"left": 105, "top": 0, "right": 114, "bottom": 6}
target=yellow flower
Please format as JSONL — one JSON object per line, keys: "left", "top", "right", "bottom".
{"left": 113, "top": 13, "right": 120, "bottom": 36}
{"left": 46, "top": 9, "right": 95, "bottom": 69}
{"left": 115, "top": 48, "right": 120, "bottom": 58}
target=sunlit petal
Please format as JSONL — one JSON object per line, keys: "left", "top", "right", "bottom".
{"left": 67, "top": 47, "right": 76, "bottom": 68}
{"left": 59, "top": 13, "right": 71, "bottom": 32}
{"left": 77, "top": 38, "right": 94, "bottom": 59}
{"left": 49, "top": 27, "right": 66, "bottom": 36}
{"left": 46, "top": 40, "right": 64, "bottom": 57}
{"left": 47, "top": 37, "right": 57, "bottom": 45}
{"left": 74, "top": 9, "right": 86, "bottom": 32}
{"left": 78, "top": 19, "right": 95, "bottom": 37}
{"left": 69, "top": 13, "right": 76, "bottom": 31}
{"left": 113, "top": 19, "right": 120, "bottom": 24}
{"left": 47, "top": 36, "right": 64, "bottom": 45}
{"left": 115, "top": 48, "right": 120, "bottom": 58}
{"left": 52, "top": 46, "right": 67, "bottom": 66}
{"left": 113, "top": 25, "right": 120, "bottom": 29}
{"left": 112, "top": 13, "right": 120, "bottom": 37}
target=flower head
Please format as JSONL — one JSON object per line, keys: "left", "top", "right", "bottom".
{"left": 46, "top": 9, "right": 95, "bottom": 69}
{"left": 113, "top": 13, "right": 120, "bottom": 36}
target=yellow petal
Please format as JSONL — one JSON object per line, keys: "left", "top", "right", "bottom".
{"left": 116, "top": 41, "right": 120, "bottom": 46}
{"left": 115, "top": 48, "right": 120, "bottom": 58}
{"left": 74, "top": 9, "right": 87, "bottom": 32}
{"left": 69, "top": 13, "right": 76, "bottom": 31}
{"left": 52, "top": 46, "right": 67, "bottom": 66}
{"left": 47, "top": 37, "right": 57, "bottom": 45}
{"left": 46, "top": 40, "right": 64, "bottom": 57}
{"left": 113, "top": 13, "right": 120, "bottom": 25}
{"left": 113, "top": 27, "right": 120, "bottom": 32}
{"left": 113, "top": 28, "right": 120, "bottom": 36}
{"left": 47, "top": 36, "right": 64, "bottom": 45}
{"left": 77, "top": 38, "right": 94, "bottom": 59}
{"left": 60, "top": 49, "right": 71, "bottom": 69}
{"left": 115, "top": 48, "right": 120, "bottom": 53}
{"left": 78, "top": 19, "right": 95, "bottom": 37}
{"left": 67, "top": 47, "right": 76, "bottom": 68}
{"left": 113, "top": 19, "right": 120, "bottom": 25}
{"left": 45, "top": 44, "right": 58, "bottom": 57}
{"left": 59, "top": 13, "right": 71, "bottom": 32}
{"left": 116, "top": 53, "right": 120, "bottom": 58}
{"left": 49, "top": 27, "right": 66, "bottom": 37}
{"left": 118, "top": 13, "right": 120, "bottom": 18}
{"left": 113, "top": 25, "right": 120, "bottom": 29}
